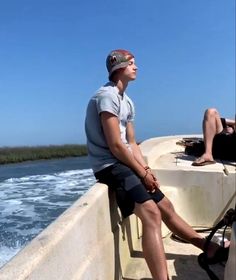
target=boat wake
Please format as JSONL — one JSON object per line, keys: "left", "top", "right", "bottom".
{"left": 0, "top": 169, "right": 96, "bottom": 268}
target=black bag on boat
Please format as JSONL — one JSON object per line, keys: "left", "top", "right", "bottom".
{"left": 177, "top": 137, "right": 205, "bottom": 157}
{"left": 182, "top": 136, "right": 236, "bottom": 161}
{"left": 184, "top": 138, "right": 205, "bottom": 157}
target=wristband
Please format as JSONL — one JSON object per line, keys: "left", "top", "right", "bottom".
{"left": 144, "top": 166, "right": 150, "bottom": 170}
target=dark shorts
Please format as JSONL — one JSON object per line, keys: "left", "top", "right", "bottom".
{"left": 213, "top": 132, "right": 236, "bottom": 161}
{"left": 95, "top": 162, "right": 165, "bottom": 218}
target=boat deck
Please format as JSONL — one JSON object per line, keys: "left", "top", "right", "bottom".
{"left": 155, "top": 150, "right": 235, "bottom": 174}
{"left": 134, "top": 135, "right": 235, "bottom": 280}
{"left": 142, "top": 134, "right": 235, "bottom": 174}
{"left": 123, "top": 231, "right": 225, "bottom": 280}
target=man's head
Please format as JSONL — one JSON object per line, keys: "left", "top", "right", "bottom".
{"left": 106, "top": 49, "right": 134, "bottom": 81}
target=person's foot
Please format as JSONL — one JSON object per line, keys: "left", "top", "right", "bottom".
{"left": 205, "top": 240, "right": 230, "bottom": 260}
{"left": 192, "top": 155, "right": 216, "bottom": 166}
{"left": 199, "top": 246, "right": 229, "bottom": 266}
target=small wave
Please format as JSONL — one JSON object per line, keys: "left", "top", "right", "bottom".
{"left": 0, "top": 168, "right": 96, "bottom": 268}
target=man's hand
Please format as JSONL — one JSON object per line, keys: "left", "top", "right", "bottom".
{"left": 225, "top": 126, "right": 234, "bottom": 134}
{"left": 141, "top": 170, "right": 160, "bottom": 192}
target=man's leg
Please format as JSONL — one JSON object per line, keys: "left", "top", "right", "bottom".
{"left": 193, "top": 108, "right": 223, "bottom": 164}
{"left": 202, "top": 108, "right": 223, "bottom": 159}
{"left": 157, "top": 197, "right": 219, "bottom": 257}
{"left": 134, "top": 200, "right": 169, "bottom": 280}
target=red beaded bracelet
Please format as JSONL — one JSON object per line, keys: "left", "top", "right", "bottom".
{"left": 144, "top": 166, "right": 150, "bottom": 170}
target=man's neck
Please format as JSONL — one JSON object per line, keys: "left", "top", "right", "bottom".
{"left": 115, "top": 80, "right": 128, "bottom": 96}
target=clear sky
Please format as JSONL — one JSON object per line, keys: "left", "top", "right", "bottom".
{"left": 0, "top": 0, "right": 235, "bottom": 147}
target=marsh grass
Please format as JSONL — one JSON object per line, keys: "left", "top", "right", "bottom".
{"left": 0, "top": 145, "right": 88, "bottom": 164}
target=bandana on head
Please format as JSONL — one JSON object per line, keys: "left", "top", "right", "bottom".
{"left": 106, "top": 49, "right": 134, "bottom": 78}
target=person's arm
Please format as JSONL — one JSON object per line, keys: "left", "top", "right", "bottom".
{"left": 126, "top": 122, "right": 159, "bottom": 185}
{"left": 101, "top": 112, "right": 158, "bottom": 191}
{"left": 126, "top": 122, "right": 148, "bottom": 166}
{"left": 225, "top": 118, "right": 235, "bottom": 127}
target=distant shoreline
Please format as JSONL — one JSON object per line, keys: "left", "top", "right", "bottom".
{"left": 0, "top": 145, "right": 88, "bottom": 165}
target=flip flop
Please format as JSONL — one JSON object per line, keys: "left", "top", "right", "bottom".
{"left": 192, "top": 159, "right": 216, "bottom": 166}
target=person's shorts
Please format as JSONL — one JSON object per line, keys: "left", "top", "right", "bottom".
{"left": 213, "top": 131, "right": 236, "bottom": 161}
{"left": 95, "top": 162, "right": 165, "bottom": 218}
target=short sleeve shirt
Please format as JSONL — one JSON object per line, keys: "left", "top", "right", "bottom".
{"left": 85, "top": 82, "right": 135, "bottom": 172}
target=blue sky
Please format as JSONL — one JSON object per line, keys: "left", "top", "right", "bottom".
{"left": 0, "top": 0, "right": 235, "bottom": 147}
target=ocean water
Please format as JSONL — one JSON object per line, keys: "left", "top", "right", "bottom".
{"left": 0, "top": 157, "right": 96, "bottom": 268}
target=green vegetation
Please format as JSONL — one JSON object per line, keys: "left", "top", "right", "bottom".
{"left": 0, "top": 145, "right": 88, "bottom": 164}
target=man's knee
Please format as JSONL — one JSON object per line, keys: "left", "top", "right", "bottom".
{"left": 204, "top": 108, "right": 219, "bottom": 119}
{"left": 158, "top": 197, "right": 175, "bottom": 220}
{"left": 134, "top": 200, "right": 162, "bottom": 227}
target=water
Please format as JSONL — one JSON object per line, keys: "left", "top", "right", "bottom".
{"left": 0, "top": 156, "right": 96, "bottom": 268}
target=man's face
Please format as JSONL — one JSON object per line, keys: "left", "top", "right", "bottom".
{"left": 121, "top": 58, "right": 138, "bottom": 81}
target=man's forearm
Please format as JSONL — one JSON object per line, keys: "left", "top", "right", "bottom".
{"left": 110, "top": 142, "right": 146, "bottom": 178}
{"left": 225, "top": 119, "right": 235, "bottom": 131}
{"left": 129, "top": 142, "right": 148, "bottom": 167}
{"left": 110, "top": 142, "right": 159, "bottom": 190}
{"left": 225, "top": 118, "right": 235, "bottom": 126}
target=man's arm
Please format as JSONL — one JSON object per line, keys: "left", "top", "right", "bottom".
{"left": 126, "top": 121, "right": 159, "bottom": 185}
{"left": 126, "top": 122, "right": 149, "bottom": 167}
{"left": 100, "top": 112, "right": 158, "bottom": 191}
{"left": 225, "top": 118, "right": 235, "bottom": 127}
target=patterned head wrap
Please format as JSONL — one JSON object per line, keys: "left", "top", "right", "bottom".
{"left": 106, "top": 49, "right": 134, "bottom": 79}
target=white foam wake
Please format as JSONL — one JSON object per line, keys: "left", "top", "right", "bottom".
{"left": 0, "top": 168, "right": 96, "bottom": 268}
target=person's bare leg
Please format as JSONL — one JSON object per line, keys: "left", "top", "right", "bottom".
{"left": 134, "top": 200, "right": 169, "bottom": 280}
{"left": 202, "top": 108, "right": 223, "bottom": 159}
{"left": 193, "top": 108, "right": 223, "bottom": 164}
{"left": 157, "top": 197, "right": 219, "bottom": 257}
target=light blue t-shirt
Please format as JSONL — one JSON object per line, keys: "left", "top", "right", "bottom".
{"left": 85, "top": 82, "right": 135, "bottom": 173}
